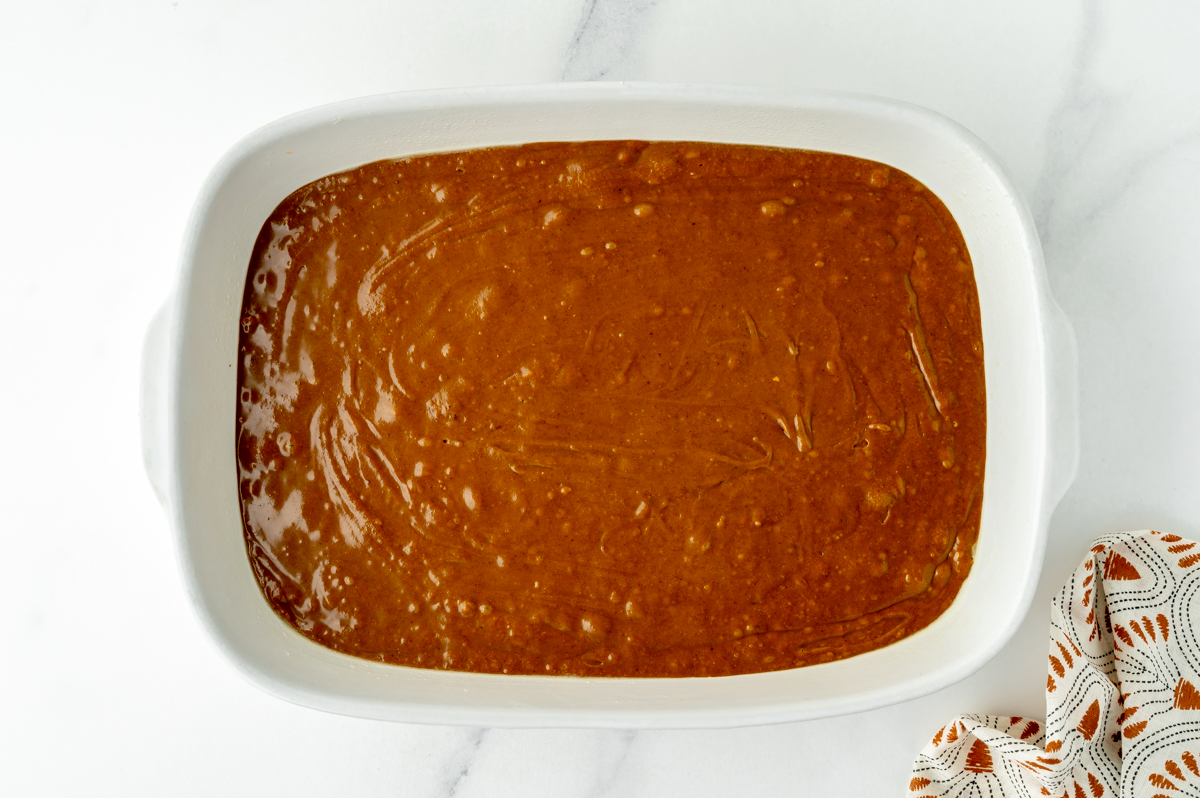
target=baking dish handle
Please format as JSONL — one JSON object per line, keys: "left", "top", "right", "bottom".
{"left": 1044, "top": 299, "right": 1080, "bottom": 512}
{"left": 140, "top": 300, "right": 173, "bottom": 509}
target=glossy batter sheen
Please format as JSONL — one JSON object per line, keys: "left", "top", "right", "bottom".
{"left": 236, "top": 141, "right": 985, "bottom": 677}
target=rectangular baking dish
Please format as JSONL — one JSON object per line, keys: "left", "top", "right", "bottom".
{"left": 141, "top": 82, "right": 1078, "bottom": 728}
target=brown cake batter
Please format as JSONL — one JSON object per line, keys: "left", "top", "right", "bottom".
{"left": 236, "top": 141, "right": 985, "bottom": 677}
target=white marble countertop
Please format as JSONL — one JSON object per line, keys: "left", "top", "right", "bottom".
{"left": 3, "top": 1, "right": 1199, "bottom": 794}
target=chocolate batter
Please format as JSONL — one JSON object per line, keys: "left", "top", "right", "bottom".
{"left": 236, "top": 141, "right": 985, "bottom": 677}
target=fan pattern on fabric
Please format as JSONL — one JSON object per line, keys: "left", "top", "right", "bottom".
{"left": 911, "top": 531, "right": 1200, "bottom": 798}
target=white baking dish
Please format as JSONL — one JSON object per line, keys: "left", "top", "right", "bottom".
{"left": 141, "top": 82, "right": 1078, "bottom": 728}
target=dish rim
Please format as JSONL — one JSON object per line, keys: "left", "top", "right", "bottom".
{"left": 149, "top": 81, "right": 1078, "bottom": 728}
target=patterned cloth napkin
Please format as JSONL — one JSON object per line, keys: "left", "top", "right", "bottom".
{"left": 910, "top": 530, "right": 1200, "bottom": 798}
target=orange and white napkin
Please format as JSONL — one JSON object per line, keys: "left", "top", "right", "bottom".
{"left": 910, "top": 530, "right": 1200, "bottom": 798}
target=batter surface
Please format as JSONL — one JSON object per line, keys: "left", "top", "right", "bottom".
{"left": 236, "top": 141, "right": 985, "bottom": 676}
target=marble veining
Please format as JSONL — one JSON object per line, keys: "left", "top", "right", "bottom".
{"left": 561, "top": 0, "right": 658, "bottom": 81}
{"left": 1033, "top": 0, "right": 1200, "bottom": 260}
{"left": 1029, "top": 0, "right": 1105, "bottom": 248}
{"left": 442, "top": 729, "right": 488, "bottom": 797}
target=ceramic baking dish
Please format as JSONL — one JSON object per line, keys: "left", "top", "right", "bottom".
{"left": 141, "top": 82, "right": 1078, "bottom": 728}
